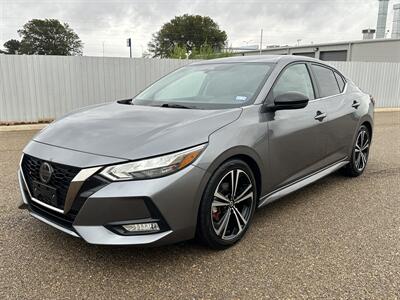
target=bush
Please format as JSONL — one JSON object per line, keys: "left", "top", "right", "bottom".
{"left": 170, "top": 43, "right": 233, "bottom": 60}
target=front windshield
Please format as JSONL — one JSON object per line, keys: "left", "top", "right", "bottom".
{"left": 134, "top": 62, "right": 273, "bottom": 109}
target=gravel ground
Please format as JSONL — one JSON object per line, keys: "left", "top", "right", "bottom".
{"left": 0, "top": 112, "right": 399, "bottom": 299}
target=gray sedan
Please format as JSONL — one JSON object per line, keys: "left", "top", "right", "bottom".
{"left": 18, "top": 55, "right": 374, "bottom": 249}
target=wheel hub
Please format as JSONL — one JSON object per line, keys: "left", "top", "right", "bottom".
{"left": 354, "top": 129, "right": 370, "bottom": 172}
{"left": 211, "top": 168, "right": 254, "bottom": 241}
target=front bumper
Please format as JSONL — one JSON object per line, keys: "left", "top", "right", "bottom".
{"left": 18, "top": 154, "right": 208, "bottom": 246}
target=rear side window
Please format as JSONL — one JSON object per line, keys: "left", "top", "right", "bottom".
{"left": 311, "top": 64, "right": 340, "bottom": 98}
{"left": 334, "top": 72, "right": 346, "bottom": 92}
{"left": 272, "top": 64, "right": 315, "bottom": 100}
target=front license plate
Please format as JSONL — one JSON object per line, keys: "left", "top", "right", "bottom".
{"left": 32, "top": 181, "right": 58, "bottom": 207}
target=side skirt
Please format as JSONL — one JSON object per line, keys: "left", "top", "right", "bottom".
{"left": 258, "top": 159, "right": 349, "bottom": 208}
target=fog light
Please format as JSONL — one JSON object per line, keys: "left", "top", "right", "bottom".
{"left": 122, "top": 222, "right": 160, "bottom": 233}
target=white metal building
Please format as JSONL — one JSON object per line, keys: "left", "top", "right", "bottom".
{"left": 393, "top": 4, "right": 400, "bottom": 39}
{"left": 238, "top": 38, "right": 400, "bottom": 62}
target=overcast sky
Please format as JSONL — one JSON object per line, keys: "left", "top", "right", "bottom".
{"left": 0, "top": 0, "right": 397, "bottom": 57}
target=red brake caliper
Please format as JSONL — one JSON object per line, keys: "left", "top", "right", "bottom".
{"left": 212, "top": 204, "right": 221, "bottom": 221}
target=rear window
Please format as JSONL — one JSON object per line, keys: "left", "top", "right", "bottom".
{"left": 311, "top": 64, "right": 340, "bottom": 98}
{"left": 334, "top": 72, "right": 346, "bottom": 92}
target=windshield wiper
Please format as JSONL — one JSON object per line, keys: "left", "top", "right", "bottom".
{"left": 160, "top": 103, "right": 194, "bottom": 109}
{"left": 117, "top": 98, "right": 133, "bottom": 105}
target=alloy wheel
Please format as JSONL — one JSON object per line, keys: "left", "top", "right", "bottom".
{"left": 211, "top": 169, "right": 255, "bottom": 241}
{"left": 354, "top": 129, "right": 370, "bottom": 172}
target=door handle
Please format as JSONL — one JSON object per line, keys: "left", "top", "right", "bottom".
{"left": 314, "top": 111, "right": 327, "bottom": 122}
{"left": 352, "top": 100, "right": 360, "bottom": 109}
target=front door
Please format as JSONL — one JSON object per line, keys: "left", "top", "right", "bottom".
{"left": 265, "top": 63, "right": 328, "bottom": 191}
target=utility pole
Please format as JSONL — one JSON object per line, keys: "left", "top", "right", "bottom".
{"left": 259, "top": 29, "right": 263, "bottom": 55}
{"left": 127, "top": 38, "right": 132, "bottom": 58}
{"left": 102, "top": 41, "right": 105, "bottom": 57}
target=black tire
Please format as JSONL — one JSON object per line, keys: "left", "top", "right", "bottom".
{"left": 342, "top": 125, "right": 371, "bottom": 177}
{"left": 196, "top": 159, "right": 257, "bottom": 250}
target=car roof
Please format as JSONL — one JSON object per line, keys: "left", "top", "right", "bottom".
{"left": 189, "top": 54, "right": 322, "bottom": 65}
{"left": 188, "top": 54, "right": 345, "bottom": 77}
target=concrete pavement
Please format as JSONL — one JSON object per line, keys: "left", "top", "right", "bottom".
{"left": 0, "top": 112, "right": 399, "bottom": 299}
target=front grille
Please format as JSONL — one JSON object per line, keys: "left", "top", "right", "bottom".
{"left": 21, "top": 154, "right": 81, "bottom": 210}
{"left": 29, "top": 200, "right": 75, "bottom": 230}
{"left": 26, "top": 176, "right": 108, "bottom": 230}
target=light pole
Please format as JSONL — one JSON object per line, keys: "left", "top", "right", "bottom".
{"left": 127, "top": 38, "right": 132, "bottom": 58}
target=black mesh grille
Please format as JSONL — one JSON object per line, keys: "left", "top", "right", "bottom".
{"left": 21, "top": 154, "right": 81, "bottom": 210}
{"left": 22, "top": 155, "right": 110, "bottom": 230}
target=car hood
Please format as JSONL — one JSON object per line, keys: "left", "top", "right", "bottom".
{"left": 34, "top": 102, "right": 242, "bottom": 160}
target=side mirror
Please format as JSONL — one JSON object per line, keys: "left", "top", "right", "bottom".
{"left": 261, "top": 92, "right": 309, "bottom": 112}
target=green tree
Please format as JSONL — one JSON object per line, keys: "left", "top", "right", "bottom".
{"left": 17, "top": 19, "right": 83, "bottom": 55}
{"left": 148, "top": 14, "right": 227, "bottom": 58}
{"left": 3, "top": 39, "right": 21, "bottom": 54}
{"left": 169, "top": 45, "right": 188, "bottom": 59}
{"left": 168, "top": 43, "right": 233, "bottom": 60}
{"left": 190, "top": 43, "right": 233, "bottom": 59}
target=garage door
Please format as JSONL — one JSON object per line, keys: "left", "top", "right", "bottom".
{"left": 293, "top": 52, "right": 315, "bottom": 58}
{"left": 319, "top": 50, "right": 347, "bottom": 61}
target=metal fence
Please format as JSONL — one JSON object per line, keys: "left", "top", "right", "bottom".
{"left": 0, "top": 55, "right": 192, "bottom": 123}
{"left": 0, "top": 55, "right": 399, "bottom": 123}
{"left": 330, "top": 61, "right": 400, "bottom": 108}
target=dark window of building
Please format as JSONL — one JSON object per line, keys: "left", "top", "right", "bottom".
{"left": 319, "top": 50, "right": 347, "bottom": 61}
{"left": 311, "top": 64, "right": 340, "bottom": 97}
{"left": 293, "top": 52, "right": 315, "bottom": 58}
{"left": 334, "top": 72, "right": 346, "bottom": 92}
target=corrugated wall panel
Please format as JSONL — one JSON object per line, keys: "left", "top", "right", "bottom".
{"left": 0, "top": 56, "right": 195, "bottom": 123}
{"left": 0, "top": 56, "right": 398, "bottom": 123}
{"left": 329, "top": 61, "right": 400, "bottom": 108}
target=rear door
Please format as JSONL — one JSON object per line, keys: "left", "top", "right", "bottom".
{"left": 310, "top": 64, "right": 359, "bottom": 164}
{"left": 266, "top": 63, "right": 329, "bottom": 190}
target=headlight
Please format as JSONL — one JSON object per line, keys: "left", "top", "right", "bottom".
{"left": 100, "top": 144, "right": 206, "bottom": 181}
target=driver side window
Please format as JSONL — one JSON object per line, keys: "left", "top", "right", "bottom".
{"left": 273, "top": 64, "right": 315, "bottom": 100}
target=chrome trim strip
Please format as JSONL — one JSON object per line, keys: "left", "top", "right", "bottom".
{"left": 18, "top": 170, "right": 29, "bottom": 205}
{"left": 258, "top": 160, "right": 349, "bottom": 208}
{"left": 30, "top": 197, "right": 65, "bottom": 214}
{"left": 63, "top": 167, "right": 102, "bottom": 214}
{"left": 30, "top": 212, "right": 80, "bottom": 237}
{"left": 74, "top": 226, "right": 172, "bottom": 245}
{"left": 309, "top": 81, "right": 348, "bottom": 103}
{"left": 19, "top": 153, "right": 24, "bottom": 168}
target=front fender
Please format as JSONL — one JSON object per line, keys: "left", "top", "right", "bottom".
{"left": 196, "top": 145, "right": 265, "bottom": 179}
{"left": 193, "top": 105, "right": 269, "bottom": 196}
